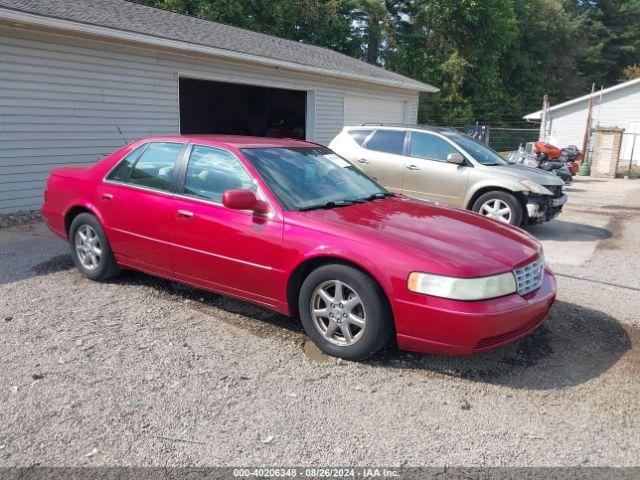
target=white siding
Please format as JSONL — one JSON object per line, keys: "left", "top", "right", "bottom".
{"left": 546, "top": 81, "right": 640, "bottom": 147}
{"left": 344, "top": 94, "right": 406, "bottom": 125}
{"left": 0, "top": 25, "right": 420, "bottom": 213}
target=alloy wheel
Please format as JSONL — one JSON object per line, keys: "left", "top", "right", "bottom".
{"left": 74, "top": 224, "right": 102, "bottom": 270}
{"left": 479, "top": 199, "right": 512, "bottom": 223}
{"left": 310, "top": 280, "right": 366, "bottom": 346}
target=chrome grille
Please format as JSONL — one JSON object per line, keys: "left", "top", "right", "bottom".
{"left": 514, "top": 258, "right": 545, "bottom": 296}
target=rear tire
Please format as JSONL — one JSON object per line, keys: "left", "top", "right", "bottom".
{"left": 69, "top": 213, "right": 121, "bottom": 281}
{"left": 472, "top": 191, "right": 523, "bottom": 226}
{"left": 298, "top": 264, "right": 393, "bottom": 361}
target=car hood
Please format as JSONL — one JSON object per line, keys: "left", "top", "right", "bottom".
{"left": 287, "top": 196, "right": 542, "bottom": 278}
{"left": 489, "top": 164, "right": 564, "bottom": 186}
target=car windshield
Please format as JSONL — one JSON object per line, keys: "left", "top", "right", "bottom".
{"left": 442, "top": 132, "right": 509, "bottom": 166}
{"left": 241, "top": 146, "right": 389, "bottom": 211}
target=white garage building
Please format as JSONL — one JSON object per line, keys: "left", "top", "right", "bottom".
{"left": 524, "top": 77, "right": 640, "bottom": 164}
{"left": 0, "top": 0, "right": 436, "bottom": 213}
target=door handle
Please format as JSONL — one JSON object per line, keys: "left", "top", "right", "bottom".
{"left": 357, "top": 158, "right": 370, "bottom": 164}
{"left": 406, "top": 165, "right": 421, "bottom": 171}
{"left": 176, "top": 209, "right": 194, "bottom": 220}
{"left": 101, "top": 193, "right": 114, "bottom": 201}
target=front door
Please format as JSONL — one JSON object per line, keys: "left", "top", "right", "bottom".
{"left": 401, "top": 132, "right": 470, "bottom": 206}
{"left": 168, "top": 144, "right": 284, "bottom": 306}
{"left": 98, "top": 141, "right": 185, "bottom": 275}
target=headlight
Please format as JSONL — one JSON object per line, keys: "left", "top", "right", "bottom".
{"left": 521, "top": 180, "right": 553, "bottom": 195}
{"left": 407, "top": 271, "right": 517, "bottom": 301}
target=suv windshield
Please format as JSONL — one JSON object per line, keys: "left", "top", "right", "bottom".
{"left": 241, "top": 146, "right": 389, "bottom": 211}
{"left": 442, "top": 132, "right": 509, "bottom": 166}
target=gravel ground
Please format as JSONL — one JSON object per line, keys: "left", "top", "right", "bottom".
{"left": 0, "top": 209, "right": 42, "bottom": 229}
{"left": 0, "top": 178, "right": 639, "bottom": 467}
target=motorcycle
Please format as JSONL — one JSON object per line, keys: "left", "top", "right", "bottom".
{"left": 534, "top": 141, "right": 573, "bottom": 185}
{"left": 560, "top": 145, "right": 583, "bottom": 175}
{"left": 508, "top": 144, "right": 538, "bottom": 168}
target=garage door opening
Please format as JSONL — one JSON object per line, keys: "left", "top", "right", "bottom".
{"left": 179, "top": 77, "right": 306, "bottom": 139}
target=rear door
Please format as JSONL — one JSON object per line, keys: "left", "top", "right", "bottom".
{"left": 402, "top": 132, "right": 470, "bottom": 206}
{"left": 98, "top": 141, "right": 185, "bottom": 275}
{"left": 357, "top": 129, "right": 407, "bottom": 192}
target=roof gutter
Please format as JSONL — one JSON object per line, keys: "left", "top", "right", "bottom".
{"left": 0, "top": 7, "right": 438, "bottom": 93}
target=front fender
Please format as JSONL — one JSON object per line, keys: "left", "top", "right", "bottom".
{"left": 291, "top": 244, "right": 398, "bottom": 306}
{"left": 464, "top": 180, "right": 525, "bottom": 208}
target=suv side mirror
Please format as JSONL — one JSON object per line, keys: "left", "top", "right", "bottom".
{"left": 447, "top": 153, "right": 465, "bottom": 165}
{"left": 222, "top": 190, "right": 270, "bottom": 215}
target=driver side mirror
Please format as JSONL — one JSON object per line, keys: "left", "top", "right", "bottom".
{"left": 222, "top": 189, "right": 270, "bottom": 215}
{"left": 447, "top": 153, "right": 465, "bottom": 165}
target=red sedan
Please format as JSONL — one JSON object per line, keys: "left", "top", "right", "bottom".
{"left": 42, "top": 135, "right": 556, "bottom": 360}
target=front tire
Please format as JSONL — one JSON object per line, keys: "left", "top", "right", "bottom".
{"left": 472, "top": 191, "right": 523, "bottom": 226}
{"left": 69, "top": 213, "right": 121, "bottom": 281}
{"left": 298, "top": 264, "right": 393, "bottom": 361}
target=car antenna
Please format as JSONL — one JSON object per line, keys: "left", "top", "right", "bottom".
{"left": 115, "top": 125, "right": 128, "bottom": 146}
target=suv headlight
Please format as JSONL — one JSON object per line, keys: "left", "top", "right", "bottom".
{"left": 521, "top": 180, "right": 553, "bottom": 195}
{"left": 407, "top": 271, "right": 517, "bottom": 301}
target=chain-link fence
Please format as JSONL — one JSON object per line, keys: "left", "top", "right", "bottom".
{"left": 442, "top": 123, "right": 539, "bottom": 156}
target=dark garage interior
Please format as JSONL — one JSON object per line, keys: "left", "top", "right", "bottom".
{"left": 179, "top": 77, "right": 306, "bottom": 139}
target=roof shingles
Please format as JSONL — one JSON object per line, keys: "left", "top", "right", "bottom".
{"left": 0, "top": 0, "right": 436, "bottom": 92}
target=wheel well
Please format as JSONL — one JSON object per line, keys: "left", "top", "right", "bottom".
{"left": 466, "top": 186, "right": 526, "bottom": 210}
{"left": 286, "top": 256, "right": 391, "bottom": 318}
{"left": 64, "top": 206, "right": 93, "bottom": 237}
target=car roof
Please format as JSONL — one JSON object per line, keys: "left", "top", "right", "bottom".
{"left": 137, "top": 134, "right": 314, "bottom": 149}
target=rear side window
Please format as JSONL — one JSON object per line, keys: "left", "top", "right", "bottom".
{"left": 409, "top": 132, "right": 459, "bottom": 162}
{"left": 107, "top": 144, "right": 146, "bottom": 182}
{"left": 183, "top": 145, "right": 255, "bottom": 203}
{"left": 127, "top": 142, "right": 183, "bottom": 191}
{"left": 347, "top": 129, "right": 373, "bottom": 145}
{"left": 364, "top": 130, "right": 406, "bottom": 155}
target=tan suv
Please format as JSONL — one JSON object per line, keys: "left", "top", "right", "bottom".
{"left": 329, "top": 125, "right": 567, "bottom": 226}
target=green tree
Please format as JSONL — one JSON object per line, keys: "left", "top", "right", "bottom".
{"left": 387, "top": 0, "right": 518, "bottom": 124}
{"left": 622, "top": 64, "right": 640, "bottom": 80}
{"left": 565, "top": 0, "right": 640, "bottom": 87}
{"left": 133, "top": 0, "right": 640, "bottom": 126}
{"left": 135, "top": 0, "right": 356, "bottom": 53}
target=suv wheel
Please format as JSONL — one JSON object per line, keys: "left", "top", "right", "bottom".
{"left": 298, "top": 264, "right": 393, "bottom": 361}
{"left": 472, "top": 191, "right": 523, "bottom": 226}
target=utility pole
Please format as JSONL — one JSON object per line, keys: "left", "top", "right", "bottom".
{"left": 579, "top": 83, "right": 596, "bottom": 176}
{"left": 539, "top": 95, "right": 549, "bottom": 142}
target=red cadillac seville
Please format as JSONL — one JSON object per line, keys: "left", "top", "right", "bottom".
{"left": 42, "top": 136, "right": 556, "bottom": 360}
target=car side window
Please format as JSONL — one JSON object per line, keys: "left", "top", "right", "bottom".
{"left": 409, "top": 132, "right": 459, "bottom": 162}
{"left": 347, "top": 129, "right": 373, "bottom": 145}
{"left": 183, "top": 145, "right": 256, "bottom": 203}
{"left": 127, "top": 142, "right": 183, "bottom": 191}
{"left": 364, "top": 130, "right": 406, "bottom": 155}
{"left": 106, "top": 144, "right": 146, "bottom": 182}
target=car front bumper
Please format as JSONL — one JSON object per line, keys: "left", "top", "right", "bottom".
{"left": 525, "top": 194, "right": 567, "bottom": 223}
{"left": 393, "top": 267, "right": 556, "bottom": 355}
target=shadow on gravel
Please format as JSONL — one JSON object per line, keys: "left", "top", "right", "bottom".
{"left": 370, "top": 300, "right": 631, "bottom": 390}
{"left": 525, "top": 220, "right": 611, "bottom": 242}
{"left": 71, "top": 268, "right": 632, "bottom": 391}
{"left": 31, "top": 254, "right": 74, "bottom": 276}
{"left": 111, "top": 270, "right": 306, "bottom": 340}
